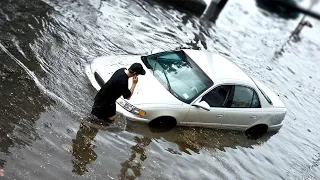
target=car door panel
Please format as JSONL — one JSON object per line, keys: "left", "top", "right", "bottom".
{"left": 183, "top": 84, "right": 265, "bottom": 130}
{"left": 221, "top": 85, "right": 264, "bottom": 130}
{"left": 182, "top": 106, "right": 224, "bottom": 127}
{"left": 221, "top": 108, "right": 265, "bottom": 130}
{"left": 182, "top": 85, "right": 232, "bottom": 127}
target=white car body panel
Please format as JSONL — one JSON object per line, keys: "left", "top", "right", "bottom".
{"left": 86, "top": 50, "right": 287, "bottom": 132}
{"left": 183, "top": 49, "right": 256, "bottom": 87}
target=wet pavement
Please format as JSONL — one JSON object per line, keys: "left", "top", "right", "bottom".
{"left": 0, "top": 0, "right": 320, "bottom": 179}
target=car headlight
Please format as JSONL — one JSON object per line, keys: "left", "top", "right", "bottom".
{"left": 116, "top": 98, "right": 146, "bottom": 116}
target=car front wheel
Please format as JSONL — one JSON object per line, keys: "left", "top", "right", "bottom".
{"left": 245, "top": 124, "right": 268, "bottom": 139}
{"left": 148, "top": 116, "right": 177, "bottom": 129}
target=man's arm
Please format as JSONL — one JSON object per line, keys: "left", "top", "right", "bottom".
{"left": 126, "top": 84, "right": 136, "bottom": 100}
{"left": 124, "top": 75, "right": 138, "bottom": 100}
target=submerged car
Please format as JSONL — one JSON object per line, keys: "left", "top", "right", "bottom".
{"left": 86, "top": 49, "right": 287, "bottom": 137}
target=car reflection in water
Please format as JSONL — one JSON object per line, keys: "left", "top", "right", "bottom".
{"left": 71, "top": 116, "right": 152, "bottom": 178}
{"left": 118, "top": 119, "right": 276, "bottom": 179}
{"left": 70, "top": 115, "right": 275, "bottom": 177}
{"left": 126, "top": 120, "right": 276, "bottom": 154}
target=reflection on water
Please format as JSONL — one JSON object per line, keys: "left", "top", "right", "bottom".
{"left": 0, "top": 0, "right": 56, "bottom": 170}
{"left": 0, "top": 45, "right": 54, "bottom": 169}
{"left": 71, "top": 122, "right": 98, "bottom": 175}
{"left": 126, "top": 121, "right": 273, "bottom": 154}
{"left": 70, "top": 117, "right": 272, "bottom": 178}
{"left": 119, "top": 136, "right": 151, "bottom": 180}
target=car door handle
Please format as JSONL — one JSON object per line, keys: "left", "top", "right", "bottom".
{"left": 250, "top": 115, "right": 257, "bottom": 119}
{"left": 216, "top": 114, "right": 224, "bottom": 118}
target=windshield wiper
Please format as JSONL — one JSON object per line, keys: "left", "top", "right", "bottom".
{"left": 162, "top": 69, "right": 172, "bottom": 92}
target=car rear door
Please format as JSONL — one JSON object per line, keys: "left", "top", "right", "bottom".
{"left": 221, "top": 85, "right": 265, "bottom": 130}
{"left": 182, "top": 85, "right": 232, "bottom": 128}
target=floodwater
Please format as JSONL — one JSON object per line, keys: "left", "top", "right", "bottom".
{"left": 0, "top": 0, "right": 319, "bottom": 179}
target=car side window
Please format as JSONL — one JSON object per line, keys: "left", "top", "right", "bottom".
{"left": 251, "top": 91, "right": 261, "bottom": 108}
{"left": 230, "top": 85, "right": 261, "bottom": 108}
{"left": 201, "top": 85, "right": 231, "bottom": 107}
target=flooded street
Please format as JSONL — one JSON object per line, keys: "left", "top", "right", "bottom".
{"left": 0, "top": 0, "right": 320, "bottom": 179}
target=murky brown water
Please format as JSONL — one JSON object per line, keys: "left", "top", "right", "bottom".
{"left": 0, "top": 0, "right": 319, "bottom": 179}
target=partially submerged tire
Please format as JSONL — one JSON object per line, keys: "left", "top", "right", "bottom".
{"left": 148, "top": 117, "right": 177, "bottom": 130}
{"left": 245, "top": 124, "right": 268, "bottom": 139}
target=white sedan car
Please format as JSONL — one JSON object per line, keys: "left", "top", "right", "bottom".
{"left": 86, "top": 49, "right": 287, "bottom": 137}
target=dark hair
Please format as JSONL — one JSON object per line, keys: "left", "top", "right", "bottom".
{"left": 128, "top": 63, "right": 146, "bottom": 75}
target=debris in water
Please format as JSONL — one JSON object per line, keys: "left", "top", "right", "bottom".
{"left": 125, "top": 168, "right": 135, "bottom": 177}
{"left": 266, "top": 66, "right": 272, "bottom": 71}
{"left": 62, "top": 144, "right": 73, "bottom": 153}
{"left": 166, "top": 148, "right": 182, "bottom": 155}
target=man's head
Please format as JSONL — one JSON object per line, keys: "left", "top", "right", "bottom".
{"left": 128, "top": 63, "right": 146, "bottom": 76}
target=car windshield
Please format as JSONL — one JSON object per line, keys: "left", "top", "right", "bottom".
{"left": 142, "top": 50, "right": 213, "bottom": 103}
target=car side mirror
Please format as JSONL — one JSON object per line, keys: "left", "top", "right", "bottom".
{"left": 193, "top": 101, "right": 210, "bottom": 111}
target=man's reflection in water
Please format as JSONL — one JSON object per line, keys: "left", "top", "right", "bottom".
{"left": 71, "top": 114, "right": 126, "bottom": 175}
{"left": 71, "top": 122, "right": 99, "bottom": 175}
{"left": 118, "top": 136, "right": 152, "bottom": 180}
{"left": 71, "top": 115, "right": 114, "bottom": 175}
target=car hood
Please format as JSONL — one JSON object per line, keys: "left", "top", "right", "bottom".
{"left": 128, "top": 75, "right": 183, "bottom": 106}
{"left": 91, "top": 55, "right": 183, "bottom": 106}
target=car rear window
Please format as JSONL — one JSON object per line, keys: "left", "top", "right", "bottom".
{"left": 257, "top": 86, "right": 273, "bottom": 105}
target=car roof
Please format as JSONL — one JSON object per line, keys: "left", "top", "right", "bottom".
{"left": 183, "top": 49, "right": 256, "bottom": 87}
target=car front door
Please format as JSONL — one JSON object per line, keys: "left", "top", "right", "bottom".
{"left": 221, "top": 85, "right": 264, "bottom": 130}
{"left": 183, "top": 85, "right": 232, "bottom": 128}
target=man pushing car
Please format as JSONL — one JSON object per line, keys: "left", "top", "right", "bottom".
{"left": 91, "top": 63, "right": 146, "bottom": 124}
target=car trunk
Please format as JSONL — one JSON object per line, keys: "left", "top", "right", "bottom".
{"left": 254, "top": 79, "right": 286, "bottom": 108}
